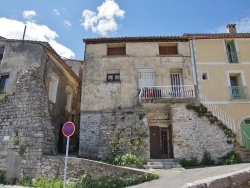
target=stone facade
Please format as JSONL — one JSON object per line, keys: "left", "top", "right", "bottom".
{"left": 172, "top": 103, "right": 234, "bottom": 161}
{"left": 0, "top": 67, "right": 55, "bottom": 179}
{"left": 79, "top": 109, "right": 150, "bottom": 159}
{"left": 0, "top": 39, "right": 82, "bottom": 180}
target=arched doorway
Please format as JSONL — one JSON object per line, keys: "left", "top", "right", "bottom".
{"left": 241, "top": 118, "right": 250, "bottom": 150}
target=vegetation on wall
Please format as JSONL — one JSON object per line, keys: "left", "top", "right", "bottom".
{"left": 186, "top": 103, "right": 236, "bottom": 144}
{"left": 16, "top": 171, "right": 159, "bottom": 188}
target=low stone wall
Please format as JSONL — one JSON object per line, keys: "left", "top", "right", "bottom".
{"left": 37, "top": 156, "right": 149, "bottom": 182}
{"left": 172, "top": 103, "right": 234, "bottom": 161}
{"left": 184, "top": 167, "right": 250, "bottom": 188}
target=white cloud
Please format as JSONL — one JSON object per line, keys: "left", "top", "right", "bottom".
{"left": 53, "top": 9, "right": 60, "bottom": 16}
{"left": 214, "top": 16, "right": 250, "bottom": 33}
{"left": 23, "top": 10, "right": 36, "bottom": 19}
{"left": 0, "top": 18, "right": 75, "bottom": 58}
{"left": 81, "top": 0, "right": 125, "bottom": 36}
{"left": 63, "top": 20, "right": 72, "bottom": 28}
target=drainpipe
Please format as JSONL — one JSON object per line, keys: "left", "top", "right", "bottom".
{"left": 190, "top": 39, "right": 200, "bottom": 106}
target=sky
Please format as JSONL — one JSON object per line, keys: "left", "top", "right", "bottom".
{"left": 1, "top": 0, "right": 250, "bottom": 59}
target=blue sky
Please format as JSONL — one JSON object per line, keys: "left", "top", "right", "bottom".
{"left": 1, "top": 0, "right": 250, "bottom": 59}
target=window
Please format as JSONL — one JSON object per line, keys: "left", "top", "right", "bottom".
{"left": 107, "top": 74, "right": 120, "bottom": 82}
{"left": 66, "top": 86, "right": 73, "bottom": 112}
{"left": 49, "top": 74, "right": 59, "bottom": 103}
{"left": 106, "top": 69, "right": 120, "bottom": 82}
{"left": 227, "top": 72, "right": 249, "bottom": 100}
{"left": 225, "top": 40, "right": 239, "bottom": 63}
{"left": 138, "top": 69, "right": 154, "bottom": 89}
{"left": 201, "top": 72, "right": 209, "bottom": 80}
{"left": 0, "top": 75, "right": 9, "bottom": 92}
{"left": 107, "top": 44, "right": 126, "bottom": 56}
{"left": 0, "top": 47, "right": 4, "bottom": 60}
{"left": 159, "top": 46, "right": 177, "bottom": 55}
{"left": 107, "top": 47, "right": 126, "bottom": 56}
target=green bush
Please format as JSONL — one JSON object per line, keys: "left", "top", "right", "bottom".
{"left": 0, "top": 170, "right": 6, "bottom": 184}
{"left": 77, "top": 171, "right": 159, "bottom": 188}
{"left": 217, "top": 151, "right": 242, "bottom": 165}
{"left": 179, "top": 157, "right": 199, "bottom": 167}
{"left": 201, "top": 151, "right": 214, "bottom": 165}
{"left": 112, "top": 152, "right": 146, "bottom": 167}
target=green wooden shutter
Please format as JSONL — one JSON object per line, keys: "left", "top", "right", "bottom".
{"left": 232, "top": 40, "right": 239, "bottom": 63}
{"left": 224, "top": 40, "right": 231, "bottom": 63}
{"left": 241, "top": 124, "right": 250, "bottom": 151}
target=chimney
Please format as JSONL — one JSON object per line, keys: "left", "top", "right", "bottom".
{"left": 226, "top": 24, "right": 237, "bottom": 35}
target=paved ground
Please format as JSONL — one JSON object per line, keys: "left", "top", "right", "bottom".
{"left": 129, "top": 163, "right": 250, "bottom": 188}
{"left": 1, "top": 163, "right": 250, "bottom": 188}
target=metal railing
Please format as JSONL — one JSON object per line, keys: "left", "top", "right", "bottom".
{"left": 229, "top": 86, "right": 249, "bottom": 100}
{"left": 226, "top": 52, "right": 240, "bottom": 63}
{"left": 139, "top": 85, "right": 195, "bottom": 103}
{"left": 200, "top": 94, "right": 250, "bottom": 151}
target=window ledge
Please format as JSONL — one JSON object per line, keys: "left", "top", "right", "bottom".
{"left": 103, "top": 55, "right": 129, "bottom": 58}
{"left": 157, "top": 54, "right": 181, "bottom": 57}
{"left": 103, "top": 81, "right": 121, "bottom": 83}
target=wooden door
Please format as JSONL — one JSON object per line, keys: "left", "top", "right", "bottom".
{"left": 160, "top": 128, "right": 168, "bottom": 158}
{"left": 241, "top": 119, "right": 250, "bottom": 151}
{"left": 150, "top": 126, "right": 160, "bottom": 159}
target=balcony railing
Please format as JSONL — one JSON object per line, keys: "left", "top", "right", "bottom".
{"left": 139, "top": 85, "right": 195, "bottom": 103}
{"left": 229, "top": 86, "right": 249, "bottom": 100}
{"left": 226, "top": 52, "right": 240, "bottom": 63}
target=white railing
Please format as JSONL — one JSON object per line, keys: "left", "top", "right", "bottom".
{"left": 139, "top": 85, "right": 195, "bottom": 104}
{"left": 200, "top": 94, "right": 250, "bottom": 151}
{"left": 200, "top": 94, "right": 236, "bottom": 132}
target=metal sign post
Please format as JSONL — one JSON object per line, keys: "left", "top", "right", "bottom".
{"left": 62, "top": 122, "right": 75, "bottom": 188}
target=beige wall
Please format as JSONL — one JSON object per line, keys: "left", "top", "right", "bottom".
{"left": 82, "top": 42, "right": 194, "bottom": 111}
{"left": 194, "top": 38, "right": 250, "bottom": 144}
{"left": 236, "top": 39, "right": 250, "bottom": 62}
{"left": 195, "top": 39, "right": 226, "bottom": 62}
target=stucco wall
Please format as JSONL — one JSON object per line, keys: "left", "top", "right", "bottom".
{"left": 82, "top": 42, "right": 193, "bottom": 111}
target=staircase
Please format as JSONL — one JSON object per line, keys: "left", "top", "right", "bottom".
{"left": 146, "top": 159, "right": 181, "bottom": 169}
{"left": 235, "top": 145, "right": 250, "bottom": 163}
{"left": 200, "top": 94, "right": 250, "bottom": 162}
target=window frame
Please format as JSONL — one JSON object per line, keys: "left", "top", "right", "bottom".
{"left": 0, "top": 74, "right": 9, "bottom": 92}
{"left": 49, "top": 74, "right": 59, "bottom": 103}
{"left": 107, "top": 73, "right": 120, "bottom": 82}
{"left": 159, "top": 45, "right": 178, "bottom": 55}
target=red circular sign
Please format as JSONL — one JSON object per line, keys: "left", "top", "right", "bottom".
{"left": 62, "top": 122, "right": 75, "bottom": 137}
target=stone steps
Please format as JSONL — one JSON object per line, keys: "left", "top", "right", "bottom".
{"left": 146, "top": 159, "right": 182, "bottom": 169}
{"left": 235, "top": 145, "right": 250, "bottom": 163}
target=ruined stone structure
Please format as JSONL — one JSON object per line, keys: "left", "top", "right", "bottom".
{"left": 0, "top": 39, "right": 82, "bottom": 179}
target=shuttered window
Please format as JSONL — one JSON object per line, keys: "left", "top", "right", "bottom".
{"left": 159, "top": 46, "right": 177, "bottom": 55}
{"left": 107, "top": 47, "right": 126, "bottom": 56}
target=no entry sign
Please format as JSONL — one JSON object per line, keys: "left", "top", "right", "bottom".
{"left": 62, "top": 121, "right": 75, "bottom": 137}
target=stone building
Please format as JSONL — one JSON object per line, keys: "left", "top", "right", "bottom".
{"left": 79, "top": 36, "right": 234, "bottom": 162}
{"left": 0, "top": 38, "right": 82, "bottom": 179}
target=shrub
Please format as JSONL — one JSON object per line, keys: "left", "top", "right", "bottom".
{"left": 179, "top": 157, "right": 199, "bottom": 167}
{"left": 112, "top": 152, "right": 146, "bottom": 167}
{"left": 217, "top": 151, "right": 242, "bottom": 165}
{"left": 0, "top": 170, "right": 6, "bottom": 184}
{"left": 201, "top": 151, "right": 214, "bottom": 165}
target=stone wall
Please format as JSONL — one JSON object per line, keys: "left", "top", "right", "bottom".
{"left": 79, "top": 109, "right": 150, "bottom": 160}
{"left": 172, "top": 103, "right": 234, "bottom": 161}
{"left": 0, "top": 67, "right": 55, "bottom": 179}
{"left": 37, "top": 156, "right": 149, "bottom": 182}
{"left": 185, "top": 167, "right": 250, "bottom": 188}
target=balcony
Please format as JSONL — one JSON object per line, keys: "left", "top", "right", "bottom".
{"left": 226, "top": 52, "right": 240, "bottom": 63}
{"left": 229, "top": 86, "right": 249, "bottom": 100}
{"left": 139, "top": 85, "right": 195, "bottom": 104}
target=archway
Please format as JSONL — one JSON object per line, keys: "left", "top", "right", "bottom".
{"left": 240, "top": 118, "right": 250, "bottom": 150}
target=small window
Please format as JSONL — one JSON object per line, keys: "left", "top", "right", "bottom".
{"left": 107, "top": 74, "right": 120, "bottom": 82}
{"left": 0, "top": 75, "right": 9, "bottom": 92}
{"left": 159, "top": 46, "right": 177, "bottom": 55}
{"left": 107, "top": 47, "right": 126, "bottom": 56}
{"left": 49, "top": 74, "right": 59, "bottom": 103}
{"left": 201, "top": 72, "right": 208, "bottom": 80}
{"left": 0, "top": 46, "right": 5, "bottom": 60}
